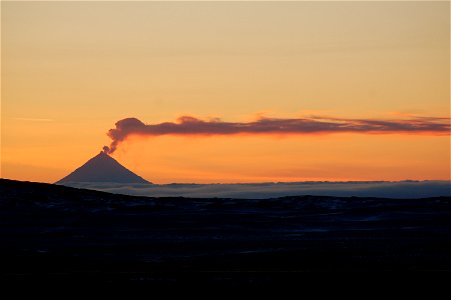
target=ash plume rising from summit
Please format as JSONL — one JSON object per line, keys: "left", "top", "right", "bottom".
{"left": 103, "top": 115, "right": 451, "bottom": 154}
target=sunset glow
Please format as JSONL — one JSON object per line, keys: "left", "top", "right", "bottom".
{"left": 2, "top": 1, "right": 450, "bottom": 183}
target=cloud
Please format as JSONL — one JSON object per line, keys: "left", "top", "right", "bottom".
{"left": 13, "top": 117, "right": 54, "bottom": 122}
{"left": 58, "top": 181, "right": 451, "bottom": 199}
{"left": 103, "top": 115, "right": 450, "bottom": 154}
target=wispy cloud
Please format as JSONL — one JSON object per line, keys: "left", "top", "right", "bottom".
{"left": 13, "top": 117, "right": 54, "bottom": 122}
{"left": 103, "top": 115, "right": 450, "bottom": 154}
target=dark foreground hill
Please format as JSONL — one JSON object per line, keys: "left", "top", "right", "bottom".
{"left": 1, "top": 179, "right": 451, "bottom": 287}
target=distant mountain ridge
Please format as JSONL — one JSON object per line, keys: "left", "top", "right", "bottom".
{"left": 56, "top": 151, "right": 151, "bottom": 184}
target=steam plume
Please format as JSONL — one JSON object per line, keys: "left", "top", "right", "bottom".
{"left": 103, "top": 115, "right": 450, "bottom": 154}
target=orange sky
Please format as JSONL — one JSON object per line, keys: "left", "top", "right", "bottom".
{"left": 1, "top": 1, "right": 450, "bottom": 183}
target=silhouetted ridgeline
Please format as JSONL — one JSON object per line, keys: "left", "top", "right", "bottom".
{"left": 1, "top": 178, "right": 451, "bottom": 287}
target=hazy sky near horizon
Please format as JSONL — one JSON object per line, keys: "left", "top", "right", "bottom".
{"left": 2, "top": 1, "right": 450, "bottom": 183}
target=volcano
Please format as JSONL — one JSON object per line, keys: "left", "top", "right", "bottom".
{"left": 56, "top": 151, "right": 151, "bottom": 184}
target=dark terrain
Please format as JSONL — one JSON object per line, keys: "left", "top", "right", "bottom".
{"left": 1, "top": 178, "right": 451, "bottom": 286}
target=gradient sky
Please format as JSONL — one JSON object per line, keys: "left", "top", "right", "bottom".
{"left": 2, "top": 1, "right": 450, "bottom": 183}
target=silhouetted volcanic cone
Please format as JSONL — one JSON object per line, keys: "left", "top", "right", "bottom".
{"left": 56, "top": 151, "right": 151, "bottom": 184}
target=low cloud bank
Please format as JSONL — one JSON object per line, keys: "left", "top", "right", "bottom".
{"left": 59, "top": 180, "right": 451, "bottom": 199}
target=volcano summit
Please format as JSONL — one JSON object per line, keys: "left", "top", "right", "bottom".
{"left": 56, "top": 151, "right": 150, "bottom": 185}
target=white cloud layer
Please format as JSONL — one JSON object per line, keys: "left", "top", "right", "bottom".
{"left": 57, "top": 180, "right": 451, "bottom": 199}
